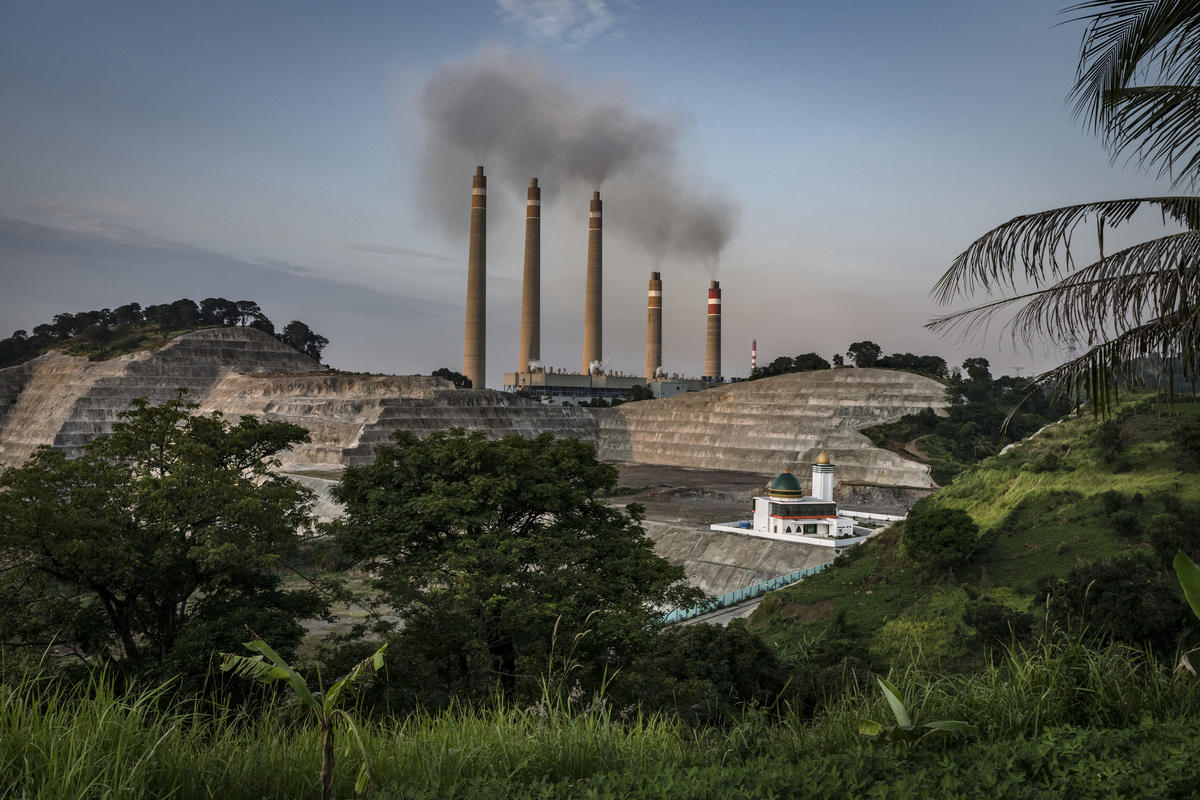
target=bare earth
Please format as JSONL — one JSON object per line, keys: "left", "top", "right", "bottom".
{"left": 611, "top": 463, "right": 771, "bottom": 526}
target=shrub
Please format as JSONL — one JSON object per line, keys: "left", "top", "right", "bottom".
{"left": 1108, "top": 509, "right": 1142, "bottom": 539}
{"left": 1098, "top": 489, "right": 1126, "bottom": 515}
{"left": 1036, "top": 556, "right": 1194, "bottom": 652}
{"left": 902, "top": 503, "right": 979, "bottom": 569}
{"left": 963, "top": 602, "right": 1033, "bottom": 650}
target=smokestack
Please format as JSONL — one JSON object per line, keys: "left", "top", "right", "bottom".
{"left": 582, "top": 191, "right": 602, "bottom": 374}
{"left": 518, "top": 178, "right": 540, "bottom": 374}
{"left": 463, "top": 166, "right": 486, "bottom": 389}
{"left": 751, "top": 339, "right": 757, "bottom": 372}
{"left": 645, "top": 271, "right": 662, "bottom": 381}
{"left": 706, "top": 280, "right": 721, "bottom": 380}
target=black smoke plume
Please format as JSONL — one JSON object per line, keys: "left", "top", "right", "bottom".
{"left": 418, "top": 48, "right": 738, "bottom": 269}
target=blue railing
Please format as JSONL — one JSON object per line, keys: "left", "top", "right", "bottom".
{"left": 662, "top": 561, "right": 830, "bottom": 625}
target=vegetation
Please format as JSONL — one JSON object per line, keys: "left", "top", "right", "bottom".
{"left": 752, "top": 394, "right": 1200, "bottom": 673}
{"left": 431, "top": 367, "right": 472, "bottom": 389}
{"left": 221, "top": 638, "right": 387, "bottom": 800}
{"left": 749, "top": 341, "right": 948, "bottom": 382}
{"left": 330, "top": 429, "right": 702, "bottom": 707}
{"left": 7, "top": 634, "right": 1200, "bottom": 798}
{"left": 0, "top": 296, "right": 329, "bottom": 367}
{"left": 900, "top": 502, "right": 978, "bottom": 570}
{"left": 863, "top": 357, "right": 1072, "bottom": 483}
{"left": 929, "top": 1, "right": 1200, "bottom": 405}
{"left": 0, "top": 394, "right": 329, "bottom": 685}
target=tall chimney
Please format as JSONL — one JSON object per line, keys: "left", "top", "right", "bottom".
{"left": 462, "top": 166, "right": 486, "bottom": 389}
{"left": 751, "top": 338, "right": 757, "bottom": 372}
{"left": 645, "top": 271, "right": 662, "bottom": 380}
{"left": 582, "top": 191, "right": 602, "bottom": 374}
{"left": 518, "top": 178, "right": 540, "bottom": 374}
{"left": 705, "top": 280, "right": 721, "bottom": 380}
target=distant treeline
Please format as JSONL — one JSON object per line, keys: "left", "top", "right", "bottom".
{"left": 749, "top": 340, "right": 949, "bottom": 381}
{"left": 0, "top": 297, "right": 329, "bottom": 368}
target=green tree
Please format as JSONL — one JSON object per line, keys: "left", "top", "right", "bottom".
{"left": 847, "top": 340, "right": 882, "bottom": 367}
{"left": 330, "top": 429, "right": 701, "bottom": 703}
{"left": 930, "top": 2, "right": 1200, "bottom": 404}
{"left": 0, "top": 394, "right": 327, "bottom": 677}
{"left": 901, "top": 502, "right": 979, "bottom": 569}
{"left": 280, "top": 320, "right": 329, "bottom": 363}
{"left": 431, "top": 367, "right": 472, "bottom": 388}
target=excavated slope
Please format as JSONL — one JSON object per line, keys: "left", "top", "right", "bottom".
{"left": 197, "top": 372, "right": 597, "bottom": 470}
{"left": 595, "top": 368, "right": 946, "bottom": 487}
{"left": 0, "top": 327, "right": 596, "bottom": 469}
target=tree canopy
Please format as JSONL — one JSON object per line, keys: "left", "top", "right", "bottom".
{"left": 331, "top": 428, "right": 701, "bottom": 704}
{"left": 0, "top": 394, "right": 328, "bottom": 680}
{"left": 431, "top": 367, "right": 472, "bottom": 389}
{"left": 0, "top": 297, "right": 329, "bottom": 368}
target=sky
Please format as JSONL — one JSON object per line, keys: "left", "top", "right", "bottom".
{"left": 0, "top": 0, "right": 1178, "bottom": 388}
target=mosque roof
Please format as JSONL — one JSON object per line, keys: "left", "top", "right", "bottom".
{"left": 768, "top": 469, "right": 805, "bottom": 498}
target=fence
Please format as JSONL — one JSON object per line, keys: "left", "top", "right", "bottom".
{"left": 661, "top": 561, "right": 830, "bottom": 625}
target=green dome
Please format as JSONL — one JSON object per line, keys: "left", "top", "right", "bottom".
{"left": 768, "top": 470, "right": 804, "bottom": 498}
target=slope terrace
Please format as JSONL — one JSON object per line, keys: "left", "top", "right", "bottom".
{"left": 595, "top": 368, "right": 947, "bottom": 487}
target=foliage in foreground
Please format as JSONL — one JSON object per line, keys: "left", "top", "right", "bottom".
{"left": 330, "top": 428, "right": 702, "bottom": 707}
{"left": 0, "top": 394, "right": 329, "bottom": 685}
{"left": 6, "top": 635, "right": 1200, "bottom": 799}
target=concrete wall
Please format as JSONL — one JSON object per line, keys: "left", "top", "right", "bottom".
{"left": 595, "top": 368, "right": 947, "bottom": 488}
{"left": 641, "top": 521, "right": 834, "bottom": 596}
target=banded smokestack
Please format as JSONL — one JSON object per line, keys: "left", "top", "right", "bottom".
{"left": 518, "top": 178, "right": 540, "bottom": 374}
{"left": 645, "top": 271, "right": 662, "bottom": 381}
{"left": 751, "top": 338, "right": 757, "bottom": 372}
{"left": 582, "top": 191, "right": 602, "bottom": 374}
{"left": 705, "top": 280, "right": 721, "bottom": 380}
{"left": 462, "top": 166, "right": 486, "bottom": 389}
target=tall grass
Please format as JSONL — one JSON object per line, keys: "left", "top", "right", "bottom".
{"left": 5, "top": 635, "right": 1200, "bottom": 798}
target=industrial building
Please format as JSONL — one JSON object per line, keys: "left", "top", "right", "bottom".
{"left": 461, "top": 166, "right": 731, "bottom": 402}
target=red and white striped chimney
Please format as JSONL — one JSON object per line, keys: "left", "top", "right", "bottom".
{"left": 751, "top": 338, "right": 757, "bottom": 372}
{"left": 705, "top": 280, "right": 721, "bottom": 380}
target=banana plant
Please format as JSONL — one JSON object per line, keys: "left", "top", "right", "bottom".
{"left": 859, "top": 677, "right": 973, "bottom": 744}
{"left": 1172, "top": 552, "right": 1200, "bottom": 674}
{"left": 220, "top": 639, "right": 386, "bottom": 800}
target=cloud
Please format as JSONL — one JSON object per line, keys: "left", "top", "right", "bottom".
{"left": 495, "top": 0, "right": 621, "bottom": 45}
{"left": 333, "top": 241, "right": 457, "bottom": 262}
{"left": 0, "top": 215, "right": 454, "bottom": 322}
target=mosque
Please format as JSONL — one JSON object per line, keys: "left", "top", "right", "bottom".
{"left": 709, "top": 451, "right": 875, "bottom": 548}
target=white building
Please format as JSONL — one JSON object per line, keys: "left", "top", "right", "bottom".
{"left": 710, "top": 451, "right": 877, "bottom": 548}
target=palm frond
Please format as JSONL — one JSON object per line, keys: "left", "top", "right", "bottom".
{"left": 1101, "top": 85, "right": 1200, "bottom": 185}
{"left": 932, "top": 197, "right": 1200, "bottom": 304}
{"left": 1029, "top": 309, "right": 1200, "bottom": 413}
{"left": 1066, "top": 0, "right": 1200, "bottom": 184}
{"left": 930, "top": 230, "right": 1200, "bottom": 348}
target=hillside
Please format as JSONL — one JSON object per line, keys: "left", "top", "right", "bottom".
{"left": 0, "top": 327, "right": 597, "bottom": 470}
{"left": 748, "top": 394, "right": 1200, "bottom": 669}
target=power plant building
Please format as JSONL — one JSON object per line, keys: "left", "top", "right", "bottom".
{"left": 461, "top": 170, "right": 733, "bottom": 403}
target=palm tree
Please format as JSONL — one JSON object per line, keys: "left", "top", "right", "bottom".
{"left": 929, "top": 1, "right": 1200, "bottom": 407}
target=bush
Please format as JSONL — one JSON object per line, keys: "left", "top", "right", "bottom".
{"left": 1108, "top": 509, "right": 1142, "bottom": 539}
{"left": 1036, "top": 556, "right": 1194, "bottom": 652}
{"left": 1098, "top": 489, "right": 1126, "bottom": 515}
{"left": 902, "top": 502, "right": 980, "bottom": 569}
{"left": 963, "top": 602, "right": 1033, "bottom": 650}
{"left": 1094, "top": 419, "right": 1124, "bottom": 460}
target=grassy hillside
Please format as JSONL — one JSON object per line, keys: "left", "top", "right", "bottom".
{"left": 749, "top": 393, "right": 1200, "bottom": 670}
